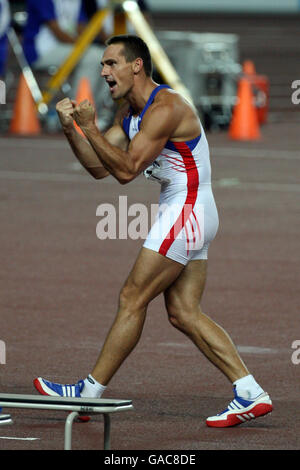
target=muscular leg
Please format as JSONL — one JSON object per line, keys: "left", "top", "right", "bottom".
{"left": 91, "top": 247, "right": 184, "bottom": 385}
{"left": 164, "top": 259, "right": 249, "bottom": 383}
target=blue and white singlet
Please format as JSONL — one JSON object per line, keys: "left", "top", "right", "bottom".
{"left": 122, "top": 85, "right": 219, "bottom": 265}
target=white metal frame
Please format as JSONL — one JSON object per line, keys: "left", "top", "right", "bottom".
{"left": 0, "top": 394, "right": 133, "bottom": 450}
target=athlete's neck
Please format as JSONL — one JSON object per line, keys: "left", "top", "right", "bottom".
{"left": 126, "top": 78, "right": 159, "bottom": 115}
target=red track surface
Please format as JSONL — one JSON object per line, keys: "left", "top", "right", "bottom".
{"left": 0, "top": 119, "right": 299, "bottom": 450}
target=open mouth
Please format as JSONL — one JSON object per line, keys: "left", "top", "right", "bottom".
{"left": 106, "top": 80, "right": 117, "bottom": 93}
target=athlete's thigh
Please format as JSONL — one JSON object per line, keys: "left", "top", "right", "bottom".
{"left": 123, "top": 246, "right": 184, "bottom": 306}
{"left": 164, "top": 259, "right": 207, "bottom": 309}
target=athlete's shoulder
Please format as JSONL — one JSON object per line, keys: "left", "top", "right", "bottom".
{"left": 153, "top": 87, "right": 195, "bottom": 116}
{"left": 150, "top": 87, "right": 201, "bottom": 141}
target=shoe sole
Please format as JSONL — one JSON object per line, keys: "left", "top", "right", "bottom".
{"left": 206, "top": 402, "right": 273, "bottom": 428}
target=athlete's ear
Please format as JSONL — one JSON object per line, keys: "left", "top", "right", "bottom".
{"left": 133, "top": 58, "right": 143, "bottom": 74}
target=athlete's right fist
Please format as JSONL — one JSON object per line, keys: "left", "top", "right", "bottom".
{"left": 56, "top": 98, "right": 76, "bottom": 129}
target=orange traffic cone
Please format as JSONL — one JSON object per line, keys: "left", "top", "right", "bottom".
{"left": 242, "top": 60, "right": 269, "bottom": 125}
{"left": 74, "top": 77, "right": 97, "bottom": 137}
{"left": 10, "top": 74, "right": 41, "bottom": 135}
{"left": 243, "top": 60, "right": 256, "bottom": 76}
{"left": 229, "top": 77, "right": 260, "bottom": 141}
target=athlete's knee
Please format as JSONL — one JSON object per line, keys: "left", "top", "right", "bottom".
{"left": 165, "top": 291, "right": 197, "bottom": 331}
{"left": 167, "top": 311, "right": 183, "bottom": 330}
{"left": 118, "top": 279, "right": 147, "bottom": 313}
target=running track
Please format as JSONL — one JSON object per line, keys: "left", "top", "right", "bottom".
{"left": 0, "top": 13, "right": 299, "bottom": 451}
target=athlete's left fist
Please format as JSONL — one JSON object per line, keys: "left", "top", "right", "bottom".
{"left": 73, "top": 99, "right": 96, "bottom": 128}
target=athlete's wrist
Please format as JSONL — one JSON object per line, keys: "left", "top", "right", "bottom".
{"left": 62, "top": 122, "right": 76, "bottom": 135}
{"left": 79, "top": 121, "right": 99, "bottom": 136}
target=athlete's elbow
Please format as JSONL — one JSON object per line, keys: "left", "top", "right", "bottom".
{"left": 116, "top": 157, "right": 142, "bottom": 184}
{"left": 116, "top": 170, "right": 136, "bottom": 185}
{"left": 87, "top": 167, "right": 109, "bottom": 180}
{"left": 117, "top": 175, "right": 134, "bottom": 185}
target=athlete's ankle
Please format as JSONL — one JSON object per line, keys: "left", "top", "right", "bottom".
{"left": 81, "top": 374, "right": 107, "bottom": 398}
{"left": 233, "top": 374, "right": 264, "bottom": 400}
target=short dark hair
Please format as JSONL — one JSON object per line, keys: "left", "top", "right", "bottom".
{"left": 105, "top": 34, "right": 153, "bottom": 77}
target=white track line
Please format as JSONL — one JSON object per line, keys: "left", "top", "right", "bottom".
{"left": 0, "top": 138, "right": 69, "bottom": 150}
{"left": 0, "top": 436, "right": 40, "bottom": 441}
{"left": 211, "top": 147, "right": 300, "bottom": 160}
{"left": 213, "top": 178, "right": 300, "bottom": 192}
{"left": 0, "top": 170, "right": 298, "bottom": 192}
{"left": 158, "top": 342, "right": 280, "bottom": 355}
{"left": 237, "top": 345, "right": 279, "bottom": 354}
{"left": 0, "top": 170, "right": 89, "bottom": 183}
{"left": 0, "top": 138, "right": 299, "bottom": 160}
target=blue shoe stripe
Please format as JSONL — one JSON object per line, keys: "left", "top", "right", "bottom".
{"left": 235, "top": 396, "right": 254, "bottom": 407}
{"left": 233, "top": 386, "right": 254, "bottom": 407}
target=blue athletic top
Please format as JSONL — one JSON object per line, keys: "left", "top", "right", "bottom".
{"left": 122, "top": 84, "right": 201, "bottom": 152}
{"left": 121, "top": 84, "right": 209, "bottom": 189}
{"left": 122, "top": 84, "right": 170, "bottom": 134}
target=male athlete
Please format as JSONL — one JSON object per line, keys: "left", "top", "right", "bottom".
{"left": 34, "top": 35, "right": 272, "bottom": 427}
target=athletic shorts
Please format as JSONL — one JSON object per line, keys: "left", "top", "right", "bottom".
{"left": 143, "top": 184, "right": 219, "bottom": 266}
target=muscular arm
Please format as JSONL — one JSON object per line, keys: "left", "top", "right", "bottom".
{"left": 56, "top": 98, "right": 129, "bottom": 180}
{"left": 77, "top": 102, "right": 180, "bottom": 184}
{"left": 63, "top": 126, "right": 110, "bottom": 179}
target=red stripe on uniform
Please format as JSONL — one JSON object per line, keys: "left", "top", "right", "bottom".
{"left": 158, "top": 142, "right": 199, "bottom": 257}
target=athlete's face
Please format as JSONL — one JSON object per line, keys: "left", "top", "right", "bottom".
{"left": 101, "top": 44, "right": 135, "bottom": 100}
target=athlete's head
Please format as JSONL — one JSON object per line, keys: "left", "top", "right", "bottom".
{"left": 106, "top": 35, "right": 153, "bottom": 77}
{"left": 101, "top": 35, "right": 153, "bottom": 100}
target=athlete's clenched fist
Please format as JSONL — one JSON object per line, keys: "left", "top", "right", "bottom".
{"left": 56, "top": 97, "right": 76, "bottom": 129}
{"left": 73, "top": 99, "right": 96, "bottom": 129}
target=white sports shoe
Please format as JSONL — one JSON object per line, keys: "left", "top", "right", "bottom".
{"left": 206, "top": 389, "right": 273, "bottom": 427}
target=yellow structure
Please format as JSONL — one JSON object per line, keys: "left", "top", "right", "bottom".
{"left": 38, "top": 0, "right": 193, "bottom": 110}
